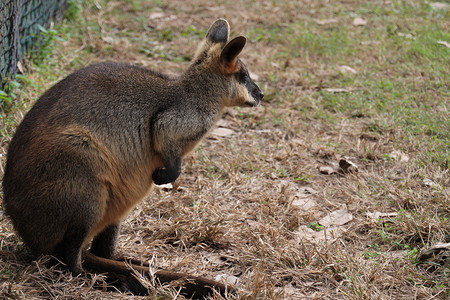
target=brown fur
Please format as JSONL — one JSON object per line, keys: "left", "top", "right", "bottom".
{"left": 2, "top": 19, "right": 263, "bottom": 298}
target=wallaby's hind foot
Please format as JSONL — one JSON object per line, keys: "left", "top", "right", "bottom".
{"left": 53, "top": 227, "right": 91, "bottom": 275}
{"left": 83, "top": 251, "right": 234, "bottom": 299}
{"left": 104, "top": 272, "right": 150, "bottom": 296}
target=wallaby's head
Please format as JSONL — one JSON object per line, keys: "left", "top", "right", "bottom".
{"left": 192, "top": 19, "right": 264, "bottom": 107}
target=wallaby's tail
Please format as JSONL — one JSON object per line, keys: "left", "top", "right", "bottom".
{"left": 82, "top": 250, "right": 233, "bottom": 299}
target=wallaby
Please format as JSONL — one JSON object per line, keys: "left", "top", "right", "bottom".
{"left": 2, "top": 19, "right": 263, "bottom": 299}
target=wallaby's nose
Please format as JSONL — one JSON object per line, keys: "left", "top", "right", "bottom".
{"left": 259, "top": 91, "right": 264, "bottom": 100}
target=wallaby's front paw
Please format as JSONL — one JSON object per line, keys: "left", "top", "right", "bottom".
{"left": 152, "top": 168, "right": 171, "bottom": 185}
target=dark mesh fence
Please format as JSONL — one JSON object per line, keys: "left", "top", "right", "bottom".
{"left": 0, "top": 0, "right": 67, "bottom": 90}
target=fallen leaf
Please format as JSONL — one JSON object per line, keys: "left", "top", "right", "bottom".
{"left": 386, "top": 250, "right": 407, "bottom": 259}
{"left": 361, "top": 40, "right": 380, "bottom": 45}
{"left": 215, "top": 274, "right": 239, "bottom": 285}
{"left": 245, "top": 219, "right": 260, "bottom": 229}
{"left": 271, "top": 62, "right": 281, "bottom": 69}
{"left": 314, "top": 18, "right": 338, "bottom": 25}
{"left": 210, "top": 127, "right": 235, "bottom": 137}
{"left": 319, "top": 209, "right": 353, "bottom": 226}
{"left": 253, "top": 129, "right": 271, "bottom": 134}
{"left": 291, "top": 195, "right": 317, "bottom": 210}
{"left": 157, "top": 183, "right": 173, "bottom": 190}
{"left": 437, "top": 41, "right": 450, "bottom": 48}
{"left": 206, "top": 6, "right": 224, "bottom": 12}
{"left": 17, "top": 61, "right": 24, "bottom": 74}
{"left": 338, "top": 65, "right": 357, "bottom": 74}
{"left": 156, "top": 183, "right": 186, "bottom": 192}
{"left": 319, "top": 166, "right": 336, "bottom": 175}
{"left": 295, "top": 225, "right": 345, "bottom": 243}
{"left": 149, "top": 12, "right": 165, "bottom": 19}
{"left": 339, "top": 157, "right": 358, "bottom": 173}
{"left": 295, "top": 225, "right": 324, "bottom": 243}
{"left": 101, "top": 36, "right": 114, "bottom": 44}
{"left": 323, "top": 87, "right": 356, "bottom": 93}
{"left": 215, "top": 118, "right": 232, "bottom": 128}
{"left": 303, "top": 187, "right": 317, "bottom": 194}
{"left": 270, "top": 172, "right": 279, "bottom": 179}
{"left": 397, "top": 32, "right": 414, "bottom": 39}
{"left": 389, "top": 150, "right": 410, "bottom": 162}
{"left": 204, "top": 253, "right": 226, "bottom": 266}
{"left": 353, "top": 17, "right": 367, "bottom": 26}
{"left": 423, "top": 178, "right": 440, "bottom": 188}
{"left": 279, "top": 182, "right": 318, "bottom": 210}
{"left": 366, "top": 211, "right": 398, "bottom": 219}
{"left": 430, "top": 2, "right": 449, "bottom": 10}
{"left": 274, "top": 149, "right": 289, "bottom": 161}
{"left": 275, "top": 283, "right": 309, "bottom": 298}
{"left": 291, "top": 138, "right": 305, "bottom": 146}
{"left": 418, "top": 242, "right": 450, "bottom": 264}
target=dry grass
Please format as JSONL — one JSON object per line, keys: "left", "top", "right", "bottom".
{"left": 0, "top": 0, "right": 449, "bottom": 299}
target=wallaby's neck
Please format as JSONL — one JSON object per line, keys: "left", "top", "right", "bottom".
{"left": 176, "top": 66, "right": 227, "bottom": 108}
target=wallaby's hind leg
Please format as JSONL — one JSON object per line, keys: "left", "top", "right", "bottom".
{"left": 88, "top": 223, "right": 151, "bottom": 295}
{"left": 53, "top": 226, "right": 90, "bottom": 275}
{"left": 90, "top": 223, "right": 120, "bottom": 259}
{"left": 106, "top": 273, "right": 150, "bottom": 296}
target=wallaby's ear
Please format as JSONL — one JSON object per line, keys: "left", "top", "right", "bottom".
{"left": 206, "top": 19, "right": 230, "bottom": 44}
{"left": 220, "top": 36, "right": 247, "bottom": 74}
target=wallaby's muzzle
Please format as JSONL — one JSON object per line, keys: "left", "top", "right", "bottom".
{"left": 246, "top": 82, "right": 264, "bottom": 107}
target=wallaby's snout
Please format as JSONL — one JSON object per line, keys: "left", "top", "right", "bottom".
{"left": 258, "top": 90, "right": 264, "bottom": 101}
{"left": 243, "top": 72, "right": 264, "bottom": 107}
{"left": 247, "top": 79, "right": 264, "bottom": 107}
{"left": 230, "top": 58, "right": 263, "bottom": 107}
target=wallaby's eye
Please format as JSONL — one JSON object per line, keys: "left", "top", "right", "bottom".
{"left": 235, "top": 70, "right": 249, "bottom": 84}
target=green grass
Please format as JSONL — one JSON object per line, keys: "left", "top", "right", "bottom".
{"left": 279, "top": 2, "right": 449, "bottom": 167}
